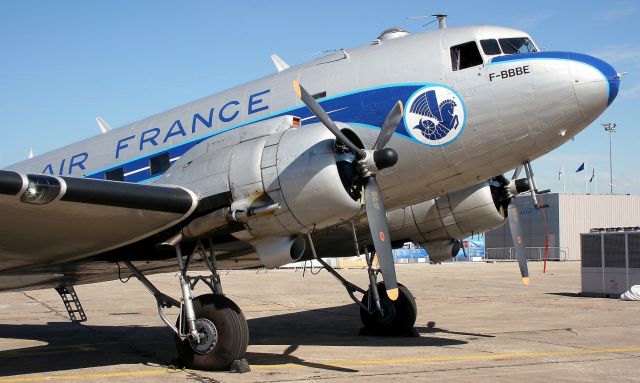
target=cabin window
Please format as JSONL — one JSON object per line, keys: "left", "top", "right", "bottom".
{"left": 149, "top": 153, "right": 171, "bottom": 176}
{"left": 450, "top": 41, "right": 483, "bottom": 71}
{"left": 105, "top": 167, "right": 125, "bottom": 182}
{"left": 480, "top": 39, "right": 501, "bottom": 55}
{"left": 499, "top": 37, "right": 537, "bottom": 54}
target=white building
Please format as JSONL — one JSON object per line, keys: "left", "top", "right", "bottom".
{"left": 485, "top": 193, "right": 640, "bottom": 261}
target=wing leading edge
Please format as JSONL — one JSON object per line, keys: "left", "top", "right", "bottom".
{"left": 0, "top": 170, "right": 198, "bottom": 272}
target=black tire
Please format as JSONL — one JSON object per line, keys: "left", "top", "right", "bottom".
{"left": 175, "top": 294, "right": 249, "bottom": 371}
{"left": 359, "top": 282, "right": 417, "bottom": 335}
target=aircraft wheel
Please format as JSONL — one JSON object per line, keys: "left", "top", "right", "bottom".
{"left": 175, "top": 294, "right": 249, "bottom": 371}
{"left": 359, "top": 282, "right": 417, "bottom": 335}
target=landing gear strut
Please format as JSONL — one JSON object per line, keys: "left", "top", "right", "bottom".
{"left": 308, "top": 227, "right": 418, "bottom": 336}
{"left": 125, "top": 238, "right": 249, "bottom": 371}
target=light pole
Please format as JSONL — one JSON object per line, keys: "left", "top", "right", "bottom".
{"left": 601, "top": 122, "right": 616, "bottom": 194}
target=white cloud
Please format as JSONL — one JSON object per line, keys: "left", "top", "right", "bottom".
{"left": 513, "top": 11, "right": 555, "bottom": 28}
{"left": 599, "top": 7, "right": 637, "bottom": 21}
{"left": 620, "top": 81, "right": 640, "bottom": 97}
{"left": 590, "top": 45, "right": 640, "bottom": 69}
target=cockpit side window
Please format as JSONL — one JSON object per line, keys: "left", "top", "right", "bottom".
{"left": 450, "top": 41, "right": 483, "bottom": 71}
{"left": 499, "top": 37, "right": 537, "bottom": 54}
{"left": 480, "top": 39, "right": 501, "bottom": 55}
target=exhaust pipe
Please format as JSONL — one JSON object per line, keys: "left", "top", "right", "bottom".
{"left": 423, "top": 240, "right": 461, "bottom": 263}
{"left": 250, "top": 236, "right": 307, "bottom": 268}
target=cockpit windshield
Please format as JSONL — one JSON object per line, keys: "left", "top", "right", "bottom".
{"left": 480, "top": 37, "right": 538, "bottom": 56}
{"left": 498, "top": 37, "right": 537, "bottom": 54}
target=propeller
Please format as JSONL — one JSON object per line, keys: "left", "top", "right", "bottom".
{"left": 509, "top": 166, "right": 529, "bottom": 285}
{"left": 293, "top": 80, "right": 403, "bottom": 300}
{"left": 293, "top": 81, "right": 365, "bottom": 158}
{"left": 492, "top": 173, "right": 531, "bottom": 285}
{"left": 507, "top": 200, "right": 529, "bottom": 285}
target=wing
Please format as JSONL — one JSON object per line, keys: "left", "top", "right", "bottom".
{"left": 0, "top": 170, "right": 197, "bottom": 272}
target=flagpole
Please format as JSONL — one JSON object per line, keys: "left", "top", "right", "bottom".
{"left": 576, "top": 162, "right": 586, "bottom": 194}
{"left": 562, "top": 165, "right": 566, "bottom": 194}
{"left": 594, "top": 170, "right": 597, "bottom": 194}
{"left": 584, "top": 161, "right": 588, "bottom": 194}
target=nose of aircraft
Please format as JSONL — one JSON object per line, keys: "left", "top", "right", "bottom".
{"left": 568, "top": 52, "right": 620, "bottom": 115}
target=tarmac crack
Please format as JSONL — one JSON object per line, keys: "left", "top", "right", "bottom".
{"left": 185, "top": 371, "right": 221, "bottom": 383}
{"left": 21, "top": 291, "right": 182, "bottom": 373}
{"left": 22, "top": 292, "right": 69, "bottom": 321}
{"left": 485, "top": 327, "right": 578, "bottom": 335}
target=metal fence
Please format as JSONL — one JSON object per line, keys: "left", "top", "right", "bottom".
{"left": 484, "top": 247, "right": 569, "bottom": 262}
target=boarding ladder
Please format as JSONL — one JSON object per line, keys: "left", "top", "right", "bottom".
{"left": 55, "top": 285, "right": 87, "bottom": 323}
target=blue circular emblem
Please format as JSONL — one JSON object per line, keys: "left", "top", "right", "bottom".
{"left": 404, "top": 85, "right": 465, "bottom": 146}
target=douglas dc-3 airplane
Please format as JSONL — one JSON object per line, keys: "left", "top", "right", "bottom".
{"left": 0, "top": 19, "right": 620, "bottom": 370}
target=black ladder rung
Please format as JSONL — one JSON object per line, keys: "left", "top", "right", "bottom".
{"left": 55, "top": 285, "right": 87, "bottom": 323}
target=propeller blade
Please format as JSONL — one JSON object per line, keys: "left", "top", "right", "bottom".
{"left": 364, "top": 177, "right": 399, "bottom": 300}
{"left": 293, "top": 80, "right": 365, "bottom": 158}
{"left": 460, "top": 239, "right": 468, "bottom": 259}
{"left": 372, "top": 101, "right": 403, "bottom": 150}
{"left": 512, "top": 165, "right": 523, "bottom": 180}
{"left": 507, "top": 201, "right": 529, "bottom": 285}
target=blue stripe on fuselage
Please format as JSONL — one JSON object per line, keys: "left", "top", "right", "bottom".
{"left": 489, "top": 51, "right": 619, "bottom": 106}
{"left": 86, "top": 84, "right": 428, "bottom": 183}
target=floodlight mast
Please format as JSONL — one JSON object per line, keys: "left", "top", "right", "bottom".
{"left": 601, "top": 122, "right": 617, "bottom": 194}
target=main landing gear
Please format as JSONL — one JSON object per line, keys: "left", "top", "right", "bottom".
{"left": 125, "top": 238, "right": 249, "bottom": 372}
{"left": 308, "top": 229, "right": 418, "bottom": 337}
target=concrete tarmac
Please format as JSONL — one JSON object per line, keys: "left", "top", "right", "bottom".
{"left": 1, "top": 262, "right": 639, "bottom": 382}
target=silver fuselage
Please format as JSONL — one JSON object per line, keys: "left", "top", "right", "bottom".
{"left": 5, "top": 25, "right": 618, "bottom": 241}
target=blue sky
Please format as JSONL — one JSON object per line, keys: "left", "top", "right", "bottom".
{"left": 1, "top": 0, "right": 639, "bottom": 194}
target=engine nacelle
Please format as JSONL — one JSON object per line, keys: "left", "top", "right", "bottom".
{"left": 240, "top": 122, "right": 362, "bottom": 238}
{"left": 388, "top": 181, "right": 506, "bottom": 246}
{"left": 162, "top": 116, "right": 363, "bottom": 267}
{"left": 423, "top": 240, "right": 461, "bottom": 263}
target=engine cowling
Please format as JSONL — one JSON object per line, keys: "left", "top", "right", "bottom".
{"left": 235, "top": 122, "right": 362, "bottom": 239}
{"left": 387, "top": 181, "right": 507, "bottom": 261}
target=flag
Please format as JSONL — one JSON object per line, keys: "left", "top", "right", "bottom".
{"left": 589, "top": 169, "right": 595, "bottom": 182}
{"left": 558, "top": 166, "right": 563, "bottom": 180}
{"left": 576, "top": 162, "right": 584, "bottom": 172}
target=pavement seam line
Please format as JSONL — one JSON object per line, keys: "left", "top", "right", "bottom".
{"left": 0, "top": 369, "right": 183, "bottom": 383}
{"left": 250, "top": 346, "right": 640, "bottom": 370}
{"left": 3, "top": 346, "right": 638, "bottom": 380}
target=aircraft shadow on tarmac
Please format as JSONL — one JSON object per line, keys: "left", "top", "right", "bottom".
{"left": 0, "top": 303, "right": 481, "bottom": 376}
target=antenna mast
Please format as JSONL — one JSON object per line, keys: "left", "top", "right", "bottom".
{"left": 434, "top": 14, "right": 447, "bottom": 29}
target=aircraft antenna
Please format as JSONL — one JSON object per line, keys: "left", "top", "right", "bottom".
{"left": 434, "top": 14, "right": 447, "bottom": 29}
{"left": 96, "top": 116, "right": 112, "bottom": 134}
{"left": 270, "top": 54, "right": 290, "bottom": 72}
{"left": 406, "top": 14, "right": 448, "bottom": 29}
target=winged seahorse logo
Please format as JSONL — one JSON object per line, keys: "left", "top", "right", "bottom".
{"left": 410, "top": 90, "right": 460, "bottom": 141}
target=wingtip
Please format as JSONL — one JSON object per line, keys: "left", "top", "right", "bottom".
{"left": 292, "top": 80, "right": 301, "bottom": 99}
{"left": 522, "top": 277, "right": 530, "bottom": 286}
{"left": 387, "top": 288, "right": 399, "bottom": 301}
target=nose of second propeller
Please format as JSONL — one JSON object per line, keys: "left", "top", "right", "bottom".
{"left": 373, "top": 148, "right": 399, "bottom": 171}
